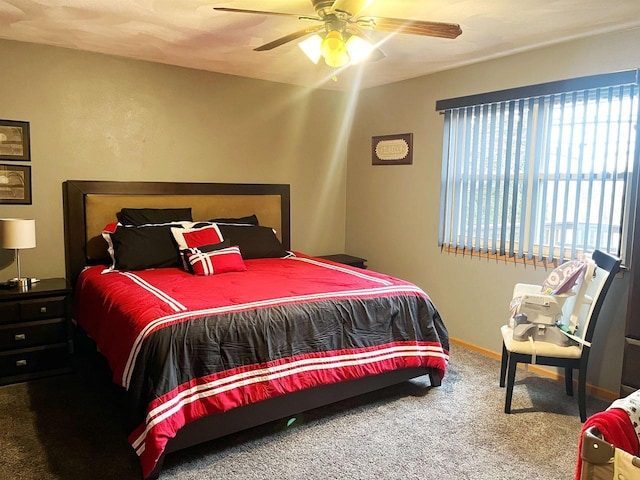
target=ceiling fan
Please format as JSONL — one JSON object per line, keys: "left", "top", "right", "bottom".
{"left": 214, "top": 0, "right": 462, "bottom": 70}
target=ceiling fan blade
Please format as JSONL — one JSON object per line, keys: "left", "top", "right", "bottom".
{"left": 356, "top": 16, "right": 462, "bottom": 39}
{"left": 254, "top": 25, "right": 324, "bottom": 51}
{"left": 213, "top": 7, "right": 319, "bottom": 21}
{"left": 331, "top": 0, "right": 370, "bottom": 17}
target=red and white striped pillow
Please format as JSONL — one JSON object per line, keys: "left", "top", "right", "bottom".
{"left": 171, "top": 224, "right": 224, "bottom": 270}
{"left": 183, "top": 246, "right": 246, "bottom": 276}
{"left": 171, "top": 223, "right": 223, "bottom": 250}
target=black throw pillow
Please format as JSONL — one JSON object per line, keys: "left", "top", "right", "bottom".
{"left": 117, "top": 208, "right": 193, "bottom": 226}
{"left": 109, "top": 224, "right": 182, "bottom": 270}
{"left": 217, "top": 224, "right": 287, "bottom": 259}
{"left": 210, "top": 214, "right": 259, "bottom": 226}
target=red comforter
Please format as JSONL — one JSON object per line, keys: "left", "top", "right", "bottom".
{"left": 74, "top": 254, "right": 449, "bottom": 478}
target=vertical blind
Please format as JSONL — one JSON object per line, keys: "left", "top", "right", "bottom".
{"left": 437, "top": 71, "right": 640, "bottom": 264}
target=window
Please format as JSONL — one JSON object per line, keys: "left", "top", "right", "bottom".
{"left": 436, "top": 70, "right": 640, "bottom": 265}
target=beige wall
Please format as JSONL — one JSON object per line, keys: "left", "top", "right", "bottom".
{"left": 347, "top": 27, "right": 640, "bottom": 394}
{"left": 0, "top": 39, "right": 349, "bottom": 280}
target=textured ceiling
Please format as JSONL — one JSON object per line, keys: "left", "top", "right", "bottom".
{"left": 1, "top": 0, "right": 639, "bottom": 91}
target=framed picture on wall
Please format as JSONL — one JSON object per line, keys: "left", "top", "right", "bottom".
{"left": 0, "top": 120, "right": 30, "bottom": 161}
{"left": 0, "top": 164, "right": 32, "bottom": 204}
{"left": 372, "top": 133, "right": 413, "bottom": 165}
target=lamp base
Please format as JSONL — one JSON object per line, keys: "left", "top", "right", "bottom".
{"left": 8, "top": 277, "right": 31, "bottom": 291}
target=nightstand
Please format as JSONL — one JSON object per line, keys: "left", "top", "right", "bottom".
{"left": 317, "top": 254, "right": 367, "bottom": 269}
{"left": 0, "top": 278, "right": 73, "bottom": 385}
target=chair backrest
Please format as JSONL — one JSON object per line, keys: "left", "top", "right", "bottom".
{"left": 560, "top": 259, "right": 596, "bottom": 333}
{"left": 567, "top": 250, "right": 621, "bottom": 349}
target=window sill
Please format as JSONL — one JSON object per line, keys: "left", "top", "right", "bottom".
{"left": 441, "top": 246, "right": 562, "bottom": 269}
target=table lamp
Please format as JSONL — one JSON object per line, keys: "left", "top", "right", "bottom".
{"left": 0, "top": 218, "right": 36, "bottom": 290}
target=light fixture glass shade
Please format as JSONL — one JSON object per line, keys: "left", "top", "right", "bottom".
{"left": 0, "top": 219, "right": 36, "bottom": 249}
{"left": 345, "top": 34, "right": 375, "bottom": 64}
{"left": 298, "top": 34, "right": 323, "bottom": 64}
{"left": 321, "top": 30, "right": 349, "bottom": 67}
{"left": 299, "top": 31, "right": 374, "bottom": 69}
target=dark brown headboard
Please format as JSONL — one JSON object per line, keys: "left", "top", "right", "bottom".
{"left": 63, "top": 180, "right": 291, "bottom": 284}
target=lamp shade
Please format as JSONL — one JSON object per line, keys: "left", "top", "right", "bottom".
{"left": 0, "top": 219, "right": 36, "bottom": 249}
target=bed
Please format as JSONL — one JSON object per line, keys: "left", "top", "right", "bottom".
{"left": 62, "top": 180, "right": 449, "bottom": 480}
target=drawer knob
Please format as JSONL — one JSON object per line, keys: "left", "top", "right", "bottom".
{"left": 14, "top": 333, "right": 26, "bottom": 341}
{"left": 40, "top": 306, "right": 47, "bottom": 313}
{"left": 16, "top": 359, "right": 27, "bottom": 367}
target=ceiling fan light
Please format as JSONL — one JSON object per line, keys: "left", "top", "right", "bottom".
{"left": 324, "top": 50, "right": 350, "bottom": 68}
{"left": 298, "top": 34, "right": 323, "bottom": 64}
{"left": 345, "top": 34, "right": 374, "bottom": 64}
{"left": 321, "top": 30, "right": 349, "bottom": 67}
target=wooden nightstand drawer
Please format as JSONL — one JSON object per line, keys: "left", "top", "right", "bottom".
{"left": 0, "top": 302, "right": 19, "bottom": 325}
{"left": 0, "top": 278, "right": 72, "bottom": 384}
{"left": 0, "top": 319, "right": 68, "bottom": 351}
{"left": 20, "top": 297, "right": 66, "bottom": 321}
{"left": 0, "top": 345, "right": 69, "bottom": 379}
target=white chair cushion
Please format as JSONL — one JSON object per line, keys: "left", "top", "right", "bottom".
{"left": 501, "top": 324, "right": 582, "bottom": 358}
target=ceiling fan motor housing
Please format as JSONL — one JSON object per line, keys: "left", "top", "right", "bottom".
{"left": 311, "top": 0, "right": 337, "bottom": 14}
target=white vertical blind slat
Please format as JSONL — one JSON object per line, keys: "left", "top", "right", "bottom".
{"left": 437, "top": 79, "right": 638, "bottom": 264}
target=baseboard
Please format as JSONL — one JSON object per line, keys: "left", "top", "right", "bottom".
{"left": 449, "top": 337, "right": 619, "bottom": 402}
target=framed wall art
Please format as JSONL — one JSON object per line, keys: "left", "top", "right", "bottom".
{"left": 372, "top": 133, "right": 413, "bottom": 165}
{"left": 0, "top": 164, "right": 32, "bottom": 205}
{"left": 0, "top": 120, "right": 30, "bottom": 161}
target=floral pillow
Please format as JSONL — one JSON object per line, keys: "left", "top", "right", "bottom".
{"left": 541, "top": 259, "right": 587, "bottom": 295}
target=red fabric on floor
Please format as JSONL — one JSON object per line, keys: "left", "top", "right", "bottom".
{"left": 575, "top": 407, "right": 639, "bottom": 480}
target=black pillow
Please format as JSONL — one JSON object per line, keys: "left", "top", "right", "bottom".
{"left": 217, "top": 224, "right": 287, "bottom": 259}
{"left": 117, "top": 208, "right": 193, "bottom": 226}
{"left": 210, "top": 214, "right": 259, "bottom": 226}
{"left": 108, "top": 224, "right": 182, "bottom": 270}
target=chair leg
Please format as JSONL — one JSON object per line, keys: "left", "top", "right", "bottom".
{"left": 565, "top": 367, "right": 573, "bottom": 396}
{"left": 504, "top": 354, "right": 518, "bottom": 414}
{"left": 499, "top": 342, "right": 508, "bottom": 387}
{"left": 578, "top": 369, "right": 587, "bottom": 422}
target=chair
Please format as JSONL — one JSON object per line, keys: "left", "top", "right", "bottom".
{"left": 499, "top": 249, "right": 621, "bottom": 422}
